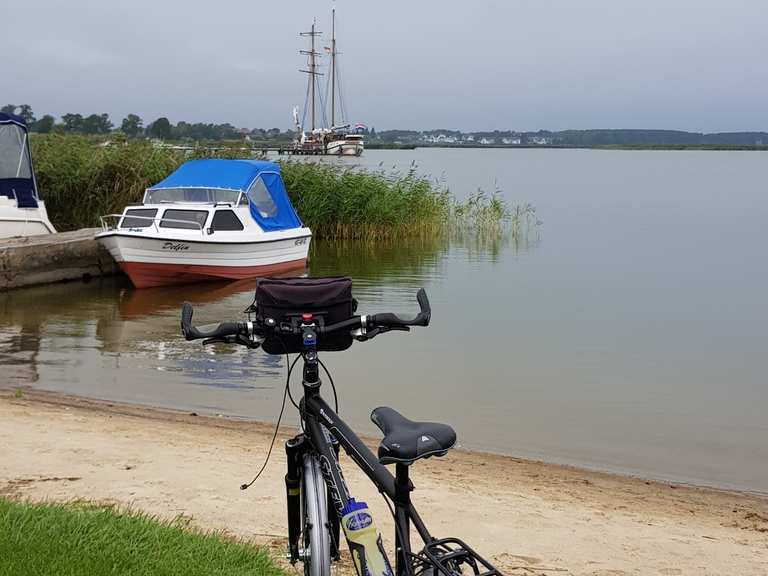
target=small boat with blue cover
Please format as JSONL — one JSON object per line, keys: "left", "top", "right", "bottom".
{"left": 95, "top": 159, "right": 311, "bottom": 288}
{"left": 0, "top": 112, "right": 56, "bottom": 239}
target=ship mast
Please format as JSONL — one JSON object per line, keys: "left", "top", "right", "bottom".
{"left": 300, "top": 20, "right": 322, "bottom": 131}
{"left": 330, "top": 8, "right": 336, "bottom": 128}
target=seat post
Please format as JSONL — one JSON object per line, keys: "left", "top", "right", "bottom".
{"left": 394, "top": 463, "right": 412, "bottom": 576}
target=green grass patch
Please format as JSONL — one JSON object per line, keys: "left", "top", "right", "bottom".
{"left": 31, "top": 134, "right": 517, "bottom": 239}
{"left": 0, "top": 497, "right": 285, "bottom": 576}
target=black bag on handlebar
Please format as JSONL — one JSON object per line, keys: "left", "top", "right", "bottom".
{"left": 248, "top": 276, "right": 357, "bottom": 353}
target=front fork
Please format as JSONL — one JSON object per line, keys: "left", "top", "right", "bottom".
{"left": 284, "top": 434, "right": 304, "bottom": 564}
{"left": 285, "top": 429, "right": 343, "bottom": 564}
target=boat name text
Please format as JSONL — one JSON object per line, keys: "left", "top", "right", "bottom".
{"left": 162, "top": 242, "right": 190, "bottom": 251}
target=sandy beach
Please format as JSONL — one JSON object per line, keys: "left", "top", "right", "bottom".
{"left": 1, "top": 389, "right": 766, "bottom": 576}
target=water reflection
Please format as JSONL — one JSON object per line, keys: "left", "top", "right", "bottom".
{"left": 0, "top": 232, "right": 514, "bottom": 396}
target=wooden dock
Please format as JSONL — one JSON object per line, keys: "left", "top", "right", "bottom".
{"left": 258, "top": 144, "right": 330, "bottom": 155}
{"left": 0, "top": 229, "right": 120, "bottom": 291}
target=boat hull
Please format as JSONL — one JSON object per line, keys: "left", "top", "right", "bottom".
{"left": 119, "top": 259, "right": 307, "bottom": 288}
{"left": 0, "top": 200, "right": 57, "bottom": 239}
{"left": 326, "top": 139, "right": 364, "bottom": 156}
{"left": 96, "top": 231, "right": 311, "bottom": 288}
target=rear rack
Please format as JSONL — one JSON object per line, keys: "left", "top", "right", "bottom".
{"left": 413, "top": 538, "right": 503, "bottom": 576}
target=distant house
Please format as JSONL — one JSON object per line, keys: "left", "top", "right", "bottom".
{"left": 531, "top": 136, "right": 549, "bottom": 145}
{"left": 502, "top": 137, "right": 521, "bottom": 145}
{"left": 479, "top": 137, "right": 495, "bottom": 145}
{"left": 465, "top": 135, "right": 475, "bottom": 142}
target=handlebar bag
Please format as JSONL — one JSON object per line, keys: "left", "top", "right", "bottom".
{"left": 249, "top": 276, "right": 357, "bottom": 353}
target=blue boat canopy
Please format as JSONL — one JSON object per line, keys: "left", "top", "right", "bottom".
{"left": 0, "top": 112, "right": 39, "bottom": 208}
{"left": 0, "top": 112, "right": 28, "bottom": 128}
{"left": 147, "top": 159, "right": 303, "bottom": 232}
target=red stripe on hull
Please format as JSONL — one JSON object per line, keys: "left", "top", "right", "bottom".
{"left": 120, "top": 259, "right": 307, "bottom": 288}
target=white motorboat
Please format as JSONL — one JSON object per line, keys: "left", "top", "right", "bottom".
{"left": 326, "top": 133, "right": 364, "bottom": 156}
{"left": 0, "top": 112, "right": 56, "bottom": 239}
{"left": 95, "top": 159, "right": 311, "bottom": 288}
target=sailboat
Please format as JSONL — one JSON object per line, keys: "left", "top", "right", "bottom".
{"left": 323, "top": 9, "right": 364, "bottom": 156}
{"left": 293, "top": 9, "right": 364, "bottom": 156}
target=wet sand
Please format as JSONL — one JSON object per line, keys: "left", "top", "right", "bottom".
{"left": 1, "top": 389, "right": 766, "bottom": 576}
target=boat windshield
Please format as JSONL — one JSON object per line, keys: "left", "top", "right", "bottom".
{"left": 0, "top": 124, "right": 32, "bottom": 180}
{"left": 143, "top": 187, "right": 243, "bottom": 205}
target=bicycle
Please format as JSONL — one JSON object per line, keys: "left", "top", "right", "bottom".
{"left": 181, "top": 277, "right": 503, "bottom": 576}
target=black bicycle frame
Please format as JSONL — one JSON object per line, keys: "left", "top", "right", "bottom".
{"left": 287, "top": 349, "right": 433, "bottom": 576}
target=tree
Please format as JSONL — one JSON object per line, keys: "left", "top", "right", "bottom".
{"left": 32, "top": 115, "right": 55, "bottom": 133}
{"left": 1, "top": 104, "right": 16, "bottom": 115}
{"left": 120, "top": 114, "right": 143, "bottom": 137}
{"left": 82, "top": 113, "right": 113, "bottom": 134}
{"left": 149, "top": 117, "right": 172, "bottom": 139}
{"left": 17, "top": 104, "right": 36, "bottom": 124}
{"left": 61, "top": 113, "right": 84, "bottom": 133}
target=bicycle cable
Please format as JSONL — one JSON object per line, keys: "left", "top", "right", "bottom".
{"left": 240, "top": 353, "right": 301, "bottom": 491}
{"left": 318, "top": 357, "right": 339, "bottom": 413}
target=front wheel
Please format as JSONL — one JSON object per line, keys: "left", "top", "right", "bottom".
{"left": 302, "top": 453, "right": 332, "bottom": 576}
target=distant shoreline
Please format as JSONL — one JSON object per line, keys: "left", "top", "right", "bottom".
{"left": 395, "top": 143, "right": 768, "bottom": 151}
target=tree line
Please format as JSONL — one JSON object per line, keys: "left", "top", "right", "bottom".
{"left": 5, "top": 104, "right": 766, "bottom": 147}
{"left": 1, "top": 104, "right": 294, "bottom": 141}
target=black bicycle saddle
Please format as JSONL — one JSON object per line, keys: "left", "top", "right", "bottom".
{"left": 371, "top": 406, "right": 457, "bottom": 465}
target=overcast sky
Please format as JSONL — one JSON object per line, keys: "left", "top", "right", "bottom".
{"left": 3, "top": 0, "right": 767, "bottom": 132}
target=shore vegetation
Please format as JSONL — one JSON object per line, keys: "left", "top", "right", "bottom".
{"left": 31, "top": 134, "right": 520, "bottom": 239}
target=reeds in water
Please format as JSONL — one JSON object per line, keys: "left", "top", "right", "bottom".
{"left": 31, "top": 135, "right": 526, "bottom": 239}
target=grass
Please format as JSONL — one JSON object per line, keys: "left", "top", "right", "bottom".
{"left": 0, "top": 497, "right": 285, "bottom": 576}
{"left": 30, "top": 134, "right": 517, "bottom": 239}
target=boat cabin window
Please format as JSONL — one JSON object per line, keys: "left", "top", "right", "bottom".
{"left": 159, "top": 209, "right": 209, "bottom": 230}
{"left": 120, "top": 208, "right": 158, "bottom": 228}
{"left": 247, "top": 177, "right": 277, "bottom": 218}
{"left": 0, "top": 124, "right": 32, "bottom": 179}
{"left": 143, "top": 187, "right": 242, "bottom": 205}
{"left": 210, "top": 210, "right": 244, "bottom": 231}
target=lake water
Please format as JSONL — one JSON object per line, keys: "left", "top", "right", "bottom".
{"left": 2, "top": 148, "right": 767, "bottom": 493}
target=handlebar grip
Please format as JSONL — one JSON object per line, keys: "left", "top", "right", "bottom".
{"left": 181, "top": 302, "right": 244, "bottom": 341}
{"left": 368, "top": 312, "right": 406, "bottom": 327}
{"left": 416, "top": 287, "right": 431, "bottom": 326}
{"left": 368, "top": 288, "right": 432, "bottom": 328}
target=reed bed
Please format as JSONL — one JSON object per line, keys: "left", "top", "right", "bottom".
{"left": 32, "top": 134, "right": 179, "bottom": 231}
{"left": 278, "top": 161, "right": 453, "bottom": 239}
{"left": 30, "top": 135, "right": 518, "bottom": 238}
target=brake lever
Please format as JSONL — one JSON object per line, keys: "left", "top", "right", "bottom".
{"left": 354, "top": 325, "right": 411, "bottom": 342}
{"left": 237, "top": 335, "right": 261, "bottom": 349}
{"left": 202, "top": 336, "right": 234, "bottom": 346}
{"left": 202, "top": 335, "right": 261, "bottom": 349}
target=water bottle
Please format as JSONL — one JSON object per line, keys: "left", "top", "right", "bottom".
{"left": 340, "top": 498, "right": 393, "bottom": 576}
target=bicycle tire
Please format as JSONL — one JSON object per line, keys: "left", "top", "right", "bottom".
{"left": 302, "top": 453, "right": 332, "bottom": 576}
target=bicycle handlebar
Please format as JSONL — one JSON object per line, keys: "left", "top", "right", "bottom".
{"left": 180, "top": 288, "right": 431, "bottom": 343}
{"left": 181, "top": 302, "right": 248, "bottom": 341}
{"left": 366, "top": 288, "right": 431, "bottom": 329}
